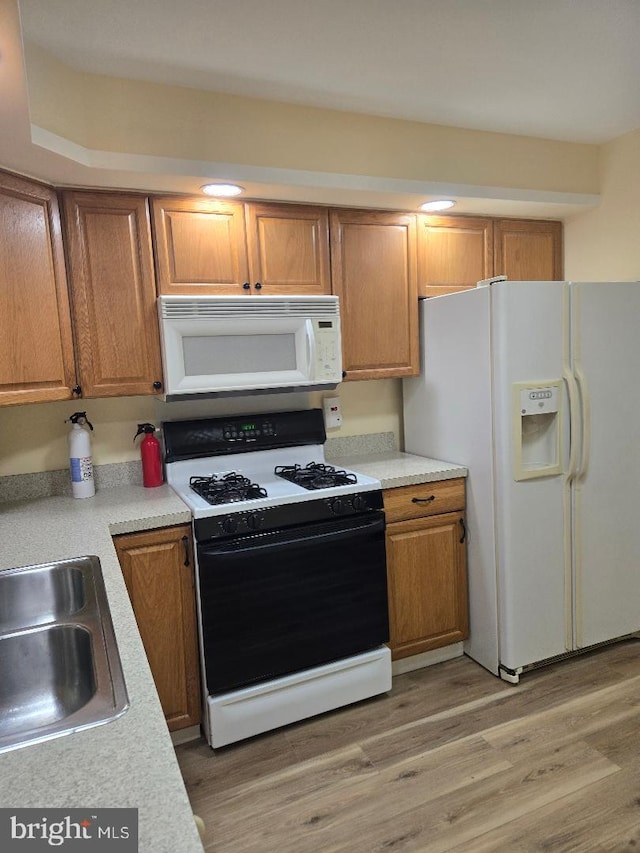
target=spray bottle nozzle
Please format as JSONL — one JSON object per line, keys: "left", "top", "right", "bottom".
{"left": 134, "top": 423, "right": 157, "bottom": 442}
{"left": 66, "top": 412, "right": 94, "bottom": 430}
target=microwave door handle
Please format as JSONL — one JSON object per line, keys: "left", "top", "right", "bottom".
{"left": 306, "top": 320, "right": 316, "bottom": 380}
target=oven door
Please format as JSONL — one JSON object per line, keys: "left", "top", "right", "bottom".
{"left": 197, "top": 512, "right": 388, "bottom": 695}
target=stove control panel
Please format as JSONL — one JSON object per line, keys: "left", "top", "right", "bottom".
{"left": 219, "top": 511, "right": 265, "bottom": 536}
{"left": 222, "top": 419, "right": 276, "bottom": 443}
{"left": 194, "top": 490, "right": 384, "bottom": 542}
{"left": 327, "top": 493, "right": 374, "bottom": 515}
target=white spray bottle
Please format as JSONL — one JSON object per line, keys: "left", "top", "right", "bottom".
{"left": 66, "top": 412, "right": 95, "bottom": 498}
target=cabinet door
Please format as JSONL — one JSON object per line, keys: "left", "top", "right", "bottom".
{"left": 152, "top": 197, "right": 249, "bottom": 294}
{"left": 386, "top": 511, "right": 468, "bottom": 660}
{"left": 245, "top": 202, "right": 331, "bottom": 294}
{"left": 0, "top": 171, "right": 76, "bottom": 405}
{"left": 63, "top": 192, "right": 163, "bottom": 397}
{"left": 330, "top": 209, "right": 419, "bottom": 380}
{"left": 494, "top": 218, "right": 563, "bottom": 280}
{"left": 114, "top": 525, "right": 201, "bottom": 731}
{"left": 417, "top": 215, "right": 494, "bottom": 297}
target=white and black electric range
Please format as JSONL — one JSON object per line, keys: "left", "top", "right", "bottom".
{"left": 163, "top": 409, "right": 391, "bottom": 749}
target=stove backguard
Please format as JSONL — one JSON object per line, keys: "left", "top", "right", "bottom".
{"left": 163, "top": 409, "right": 326, "bottom": 463}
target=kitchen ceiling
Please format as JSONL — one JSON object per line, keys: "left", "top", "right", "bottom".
{"left": 19, "top": 0, "right": 640, "bottom": 144}
{"left": 8, "top": 0, "right": 640, "bottom": 215}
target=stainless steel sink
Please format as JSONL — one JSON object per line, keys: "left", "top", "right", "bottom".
{"left": 0, "top": 563, "right": 85, "bottom": 633}
{"left": 0, "top": 556, "right": 129, "bottom": 754}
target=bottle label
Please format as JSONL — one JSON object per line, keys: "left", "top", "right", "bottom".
{"left": 70, "top": 457, "right": 93, "bottom": 483}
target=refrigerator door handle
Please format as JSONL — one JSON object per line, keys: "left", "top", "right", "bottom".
{"left": 574, "top": 366, "right": 590, "bottom": 480}
{"left": 564, "top": 368, "right": 581, "bottom": 482}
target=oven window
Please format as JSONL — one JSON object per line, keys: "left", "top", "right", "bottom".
{"left": 183, "top": 333, "right": 297, "bottom": 376}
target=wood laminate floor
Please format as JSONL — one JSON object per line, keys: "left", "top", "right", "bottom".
{"left": 175, "top": 641, "right": 640, "bottom": 852}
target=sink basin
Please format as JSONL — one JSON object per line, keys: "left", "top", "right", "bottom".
{"left": 0, "top": 556, "right": 129, "bottom": 754}
{"left": 0, "top": 563, "right": 85, "bottom": 633}
{"left": 0, "top": 625, "right": 96, "bottom": 736}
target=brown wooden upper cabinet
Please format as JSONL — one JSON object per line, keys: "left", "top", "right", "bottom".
{"left": 330, "top": 208, "right": 419, "bottom": 380}
{"left": 62, "top": 191, "right": 164, "bottom": 398}
{"left": 244, "top": 202, "right": 331, "bottom": 295}
{"left": 152, "top": 198, "right": 331, "bottom": 296}
{"left": 418, "top": 215, "right": 494, "bottom": 297}
{"left": 0, "top": 172, "right": 77, "bottom": 406}
{"left": 493, "top": 218, "right": 563, "bottom": 281}
{"left": 152, "top": 197, "right": 249, "bottom": 294}
{"left": 418, "top": 215, "right": 563, "bottom": 297}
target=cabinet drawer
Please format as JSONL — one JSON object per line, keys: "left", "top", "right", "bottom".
{"left": 383, "top": 478, "right": 465, "bottom": 523}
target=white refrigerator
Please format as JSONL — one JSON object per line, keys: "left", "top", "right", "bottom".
{"left": 403, "top": 280, "right": 640, "bottom": 682}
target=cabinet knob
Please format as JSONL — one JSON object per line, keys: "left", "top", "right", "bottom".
{"left": 411, "top": 495, "right": 435, "bottom": 504}
{"left": 242, "top": 282, "right": 251, "bottom": 290}
{"left": 153, "top": 381, "right": 162, "bottom": 391}
{"left": 72, "top": 385, "right": 82, "bottom": 397}
{"left": 254, "top": 282, "right": 262, "bottom": 290}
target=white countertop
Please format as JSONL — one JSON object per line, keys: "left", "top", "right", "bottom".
{"left": 0, "top": 485, "right": 202, "bottom": 853}
{"left": 333, "top": 450, "right": 467, "bottom": 488}
{"left": 0, "top": 450, "right": 464, "bottom": 849}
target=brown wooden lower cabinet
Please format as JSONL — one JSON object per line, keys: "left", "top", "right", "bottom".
{"left": 113, "top": 524, "right": 201, "bottom": 731}
{"left": 384, "top": 479, "right": 468, "bottom": 660}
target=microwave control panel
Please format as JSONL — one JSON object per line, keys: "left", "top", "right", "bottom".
{"left": 313, "top": 319, "right": 342, "bottom": 379}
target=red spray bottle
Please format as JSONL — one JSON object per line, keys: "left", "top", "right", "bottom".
{"left": 134, "top": 423, "right": 163, "bottom": 487}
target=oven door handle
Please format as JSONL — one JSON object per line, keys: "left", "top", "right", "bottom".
{"left": 198, "top": 512, "right": 385, "bottom": 557}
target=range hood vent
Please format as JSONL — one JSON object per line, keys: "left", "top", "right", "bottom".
{"left": 159, "top": 295, "right": 339, "bottom": 320}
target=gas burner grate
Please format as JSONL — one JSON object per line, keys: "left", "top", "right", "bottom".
{"left": 189, "top": 472, "right": 268, "bottom": 505}
{"left": 274, "top": 462, "right": 358, "bottom": 491}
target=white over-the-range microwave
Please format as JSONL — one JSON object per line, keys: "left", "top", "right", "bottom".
{"left": 157, "top": 295, "right": 343, "bottom": 400}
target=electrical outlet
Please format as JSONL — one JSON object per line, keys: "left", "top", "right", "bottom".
{"left": 323, "top": 396, "right": 342, "bottom": 429}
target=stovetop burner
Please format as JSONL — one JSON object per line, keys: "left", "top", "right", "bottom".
{"left": 190, "top": 473, "right": 268, "bottom": 505}
{"left": 274, "top": 462, "right": 358, "bottom": 491}
{"left": 164, "top": 410, "right": 383, "bottom": 522}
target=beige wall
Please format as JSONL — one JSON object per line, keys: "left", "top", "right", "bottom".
{"left": 0, "top": 380, "right": 402, "bottom": 477}
{"left": 564, "top": 130, "right": 640, "bottom": 281}
{"left": 309, "top": 380, "right": 403, "bottom": 445}
{"left": 25, "top": 42, "right": 599, "bottom": 196}
{"left": 0, "top": 396, "right": 154, "bottom": 476}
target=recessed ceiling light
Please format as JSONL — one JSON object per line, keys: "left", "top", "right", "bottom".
{"left": 200, "top": 183, "right": 244, "bottom": 197}
{"left": 420, "top": 200, "right": 456, "bottom": 212}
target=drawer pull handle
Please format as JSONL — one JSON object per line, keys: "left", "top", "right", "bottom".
{"left": 411, "top": 495, "right": 435, "bottom": 504}
{"left": 459, "top": 518, "right": 467, "bottom": 543}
